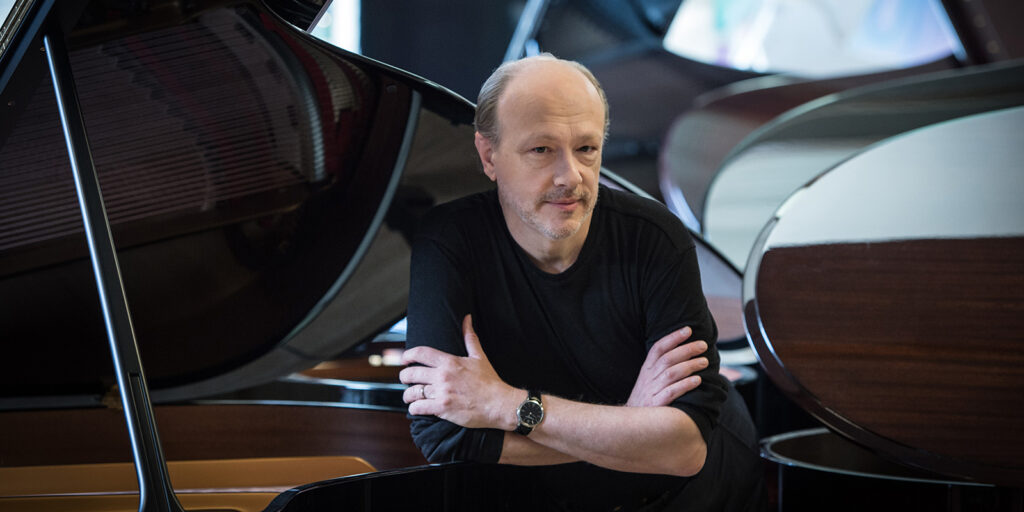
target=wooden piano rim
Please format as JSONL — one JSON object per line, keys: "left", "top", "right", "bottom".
{"left": 0, "top": 455, "right": 375, "bottom": 497}
{"left": 760, "top": 428, "right": 995, "bottom": 487}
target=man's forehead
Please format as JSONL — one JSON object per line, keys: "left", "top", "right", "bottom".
{"left": 499, "top": 106, "right": 605, "bottom": 147}
{"left": 496, "top": 63, "right": 603, "bottom": 130}
{"left": 519, "top": 127, "right": 605, "bottom": 144}
{"left": 503, "top": 60, "right": 597, "bottom": 100}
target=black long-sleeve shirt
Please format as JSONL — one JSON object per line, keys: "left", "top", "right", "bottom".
{"left": 406, "top": 185, "right": 740, "bottom": 510}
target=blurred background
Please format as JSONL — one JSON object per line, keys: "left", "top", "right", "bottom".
{"left": 306, "top": 0, "right": 1006, "bottom": 270}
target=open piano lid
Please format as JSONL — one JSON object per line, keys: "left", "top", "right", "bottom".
{"left": 0, "top": 0, "right": 487, "bottom": 408}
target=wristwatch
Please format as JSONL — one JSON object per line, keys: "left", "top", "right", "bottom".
{"left": 515, "top": 390, "right": 544, "bottom": 435}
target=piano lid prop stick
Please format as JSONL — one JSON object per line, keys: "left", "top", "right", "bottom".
{"left": 43, "top": 20, "right": 186, "bottom": 512}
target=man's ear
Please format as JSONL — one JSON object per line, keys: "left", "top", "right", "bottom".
{"left": 474, "top": 132, "right": 498, "bottom": 182}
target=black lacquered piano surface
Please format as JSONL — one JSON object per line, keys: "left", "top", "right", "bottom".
{"left": 0, "top": 0, "right": 488, "bottom": 507}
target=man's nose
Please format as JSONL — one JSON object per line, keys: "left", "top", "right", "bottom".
{"left": 553, "top": 152, "right": 584, "bottom": 188}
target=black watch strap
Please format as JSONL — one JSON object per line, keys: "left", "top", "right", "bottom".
{"left": 515, "top": 390, "right": 544, "bottom": 436}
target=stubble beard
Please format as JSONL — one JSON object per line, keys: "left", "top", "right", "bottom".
{"left": 499, "top": 186, "right": 596, "bottom": 241}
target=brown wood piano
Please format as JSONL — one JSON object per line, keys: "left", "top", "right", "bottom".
{"left": 651, "top": 0, "right": 1024, "bottom": 507}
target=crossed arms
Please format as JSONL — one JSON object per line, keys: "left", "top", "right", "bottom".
{"left": 400, "top": 314, "right": 711, "bottom": 477}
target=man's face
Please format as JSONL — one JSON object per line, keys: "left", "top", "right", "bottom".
{"left": 476, "top": 62, "right": 604, "bottom": 245}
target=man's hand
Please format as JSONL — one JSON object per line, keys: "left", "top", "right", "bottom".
{"left": 626, "top": 327, "right": 708, "bottom": 407}
{"left": 400, "top": 314, "right": 519, "bottom": 430}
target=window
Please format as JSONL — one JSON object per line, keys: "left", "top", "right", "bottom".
{"left": 664, "top": 0, "right": 959, "bottom": 77}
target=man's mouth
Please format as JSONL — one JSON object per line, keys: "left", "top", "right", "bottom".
{"left": 540, "top": 188, "right": 590, "bottom": 213}
{"left": 545, "top": 197, "right": 580, "bottom": 211}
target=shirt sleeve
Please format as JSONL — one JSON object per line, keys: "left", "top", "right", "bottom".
{"left": 405, "top": 217, "right": 505, "bottom": 463}
{"left": 642, "top": 232, "right": 729, "bottom": 446}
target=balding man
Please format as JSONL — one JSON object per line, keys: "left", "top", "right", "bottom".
{"left": 400, "top": 55, "right": 762, "bottom": 511}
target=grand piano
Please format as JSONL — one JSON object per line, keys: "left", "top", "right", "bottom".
{"left": 649, "top": 0, "right": 1024, "bottom": 509}
{"left": 2, "top": 0, "right": 1023, "bottom": 511}
{"left": 0, "top": 0, "right": 486, "bottom": 508}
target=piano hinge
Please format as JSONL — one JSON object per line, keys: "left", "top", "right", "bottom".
{"left": 101, "top": 385, "right": 123, "bottom": 410}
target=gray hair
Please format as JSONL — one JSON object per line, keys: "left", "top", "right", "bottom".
{"left": 474, "top": 53, "right": 610, "bottom": 146}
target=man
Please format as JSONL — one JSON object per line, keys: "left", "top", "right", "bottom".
{"left": 400, "top": 54, "right": 762, "bottom": 511}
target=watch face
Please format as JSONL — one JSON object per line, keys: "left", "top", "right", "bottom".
{"left": 518, "top": 400, "right": 543, "bottom": 426}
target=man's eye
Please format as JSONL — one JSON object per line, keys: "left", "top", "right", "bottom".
{"left": 579, "top": 146, "right": 598, "bottom": 153}
{"left": 531, "top": 147, "right": 548, "bottom": 154}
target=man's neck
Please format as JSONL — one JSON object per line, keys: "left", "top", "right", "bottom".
{"left": 504, "top": 213, "right": 592, "bottom": 275}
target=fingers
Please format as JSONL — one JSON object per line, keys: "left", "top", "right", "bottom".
{"left": 408, "top": 397, "right": 443, "bottom": 417}
{"left": 403, "top": 384, "right": 424, "bottom": 404}
{"left": 644, "top": 330, "right": 707, "bottom": 383}
{"left": 399, "top": 365, "right": 436, "bottom": 385}
{"left": 659, "top": 340, "right": 708, "bottom": 370}
{"left": 646, "top": 327, "right": 691, "bottom": 362}
{"left": 631, "top": 351, "right": 709, "bottom": 407}
{"left": 402, "top": 383, "right": 436, "bottom": 404}
{"left": 660, "top": 357, "right": 709, "bottom": 386}
{"left": 640, "top": 357, "right": 706, "bottom": 407}
{"left": 401, "top": 345, "right": 452, "bottom": 367}
{"left": 462, "top": 314, "right": 488, "bottom": 361}
{"left": 403, "top": 315, "right": 488, "bottom": 366}
{"left": 405, "top": 383, "right": 443, "bottom": 416}
{"left": 652, "top": 375, "right": 702, "bottom": 406}
{"left": 645, "top": 327, "right": 700, "bottom": 366}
